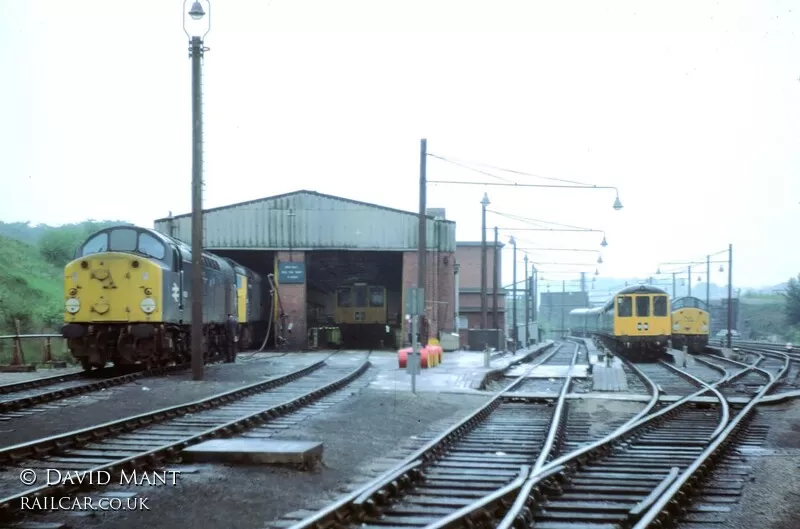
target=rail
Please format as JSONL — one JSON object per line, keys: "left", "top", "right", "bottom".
{"left": 486, "top": 353, "right": 765, "bottom": 529}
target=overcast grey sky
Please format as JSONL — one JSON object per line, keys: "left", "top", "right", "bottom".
{"left": 1, "top": 0, "right": 798, "bottom": 290}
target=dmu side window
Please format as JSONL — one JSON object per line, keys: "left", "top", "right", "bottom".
{"left": 617, "top": 296, "right": 633, "bottom": 317}
{"left": 653, "top": 296, "right": 668, "bottom": 316}
{"left": 636, "top": 296, "right": 650, "bottom": 317}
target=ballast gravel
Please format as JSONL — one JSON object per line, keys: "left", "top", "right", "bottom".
{"left": 0, "top": 352, "right": 336, "bottom": 447}
{"left": 23, "top": 364, "right": 492, "bottom": 529}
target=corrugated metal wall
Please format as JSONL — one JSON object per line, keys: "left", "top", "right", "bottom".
{"left": 153, "top": 191, "right": 456, "bottom": 252}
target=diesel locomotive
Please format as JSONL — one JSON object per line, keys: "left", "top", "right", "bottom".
{"left": 61, "top": 225, "right": 272, "bottom": 370}
{"left": 670, "top": 296, "right": 710, "bottom": 353}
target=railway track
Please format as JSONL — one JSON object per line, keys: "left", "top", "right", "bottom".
{"left": 274, "top": 340, "right": 663, "bottom": 529}
{"left": 0, "top": 352, "right": 370, "bottom": 522}
{"left": 442, "top": 352, "right": 784, "bottom": 529}
{"left": 286, "top": 341, "right": 789, "bottom": 529}
{"left": 0, "top": 363, "right": 192, "bottom": 418}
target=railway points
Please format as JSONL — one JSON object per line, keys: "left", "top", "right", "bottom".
{"left": 0, "top": 339, "right": 799, "bottom": 529}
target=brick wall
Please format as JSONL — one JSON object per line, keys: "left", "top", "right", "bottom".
{"left": 456, "top": 245, "right": 502, "bottom": 289}
{"left": 456, "top": 243, "right": 505, "bottom": 332}
{"left": 401, "top": 250, "right": 455, "bottom": 343}
{"left": 275, "top": 251, "right": 307, "bottom": 349}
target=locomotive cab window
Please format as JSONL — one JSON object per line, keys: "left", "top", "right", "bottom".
{"left": 368, "top": 286, "right": 384, "bottom": 308}
{"left": 636, "top": 296, "right": 650, "bottom": 317}
{"left": 78, "top": 233, "right": 108, "bottom": 257}
{"left": 138, "top": 232, "right": 166, "bottom": 260}
{"left": 653, "top": 295, "right": 668, "bottom": 316}
{"left": 337, "top": 287, "right": 352, "bottom": 307}
{"left": 617, "top": 296, "right": 633, "bottom": 317}
{"left": 109, "top": 228, "right": 137, "bottom": 252}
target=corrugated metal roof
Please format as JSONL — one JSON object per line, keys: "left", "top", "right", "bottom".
{"left": 154, "top": 190, "right": 456, "bottom": 252}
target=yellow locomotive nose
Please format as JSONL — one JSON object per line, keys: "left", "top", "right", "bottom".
{"left": 64, "top": 253, "right": 162, "bottom": 323}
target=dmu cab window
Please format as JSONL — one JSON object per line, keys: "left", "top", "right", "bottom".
{"left": 636, "top": 296, "right": 650, "bottom": 317}
{"left": 653, "top": 296, "right": 668, "bottom": 316}
{"left": 354, "top": 285, "right": 368, "bottom": 308}
{"left": 368, "top": 287, "right": 384, "bottom": 308}
{"left": 617, "top": 296, "right": 633, "bottom": 317}
{"left": 337, "top": 287, "right": 352, "bottom": 307}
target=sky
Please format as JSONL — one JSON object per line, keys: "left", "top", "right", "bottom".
{"left": 1, "top": 0, "right": 798, "bottom": 292}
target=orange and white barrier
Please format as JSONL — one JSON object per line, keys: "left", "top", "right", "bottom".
{"left": 398, "top": 344, "right": 444, "bottom": 369}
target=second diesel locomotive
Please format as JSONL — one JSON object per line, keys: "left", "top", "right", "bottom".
{"left": 670, "top": 296, "right": 710, "bottom": 353}
{"left": 61, "top": 225, "right": 273, "bottom": 370}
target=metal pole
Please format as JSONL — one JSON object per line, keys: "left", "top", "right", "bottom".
{"left": 288, "top": 209, "right": 296, "bottom": 262}
{"left": 532, "top": 267, "right": 538, "bottom": 322}
{"left": 480, "top": 198, "right": 488, "bottom": 329}
{"left": 411, "top": 314, "right": 418, "bottom": 393}
{"left": 190, "top": 35, "right": 204, "bottom": 382}
{"left": 512, "top": 240, "right": 517, "bottom": 350}
{"left": 706, "top": 254, "right": 710, "bottom": 307}
{"left": 727, "top": 243, "right": 733, "bottom": 348}
{"left": 672, "top": 272, "right": 676, "bottom": 299}
{"left": 414, "top": 138, "right": 427, "bottom": 383}
{"left": 561, "top": 280, "right": 565, "bottom": 336}
{"left": 688, "top": 265, "right": 692, "bottom": 297}
{"left": 454, "top": 263, "right": 460, "bottom": 334}
{"left": 492, "top": 227, "right": 499, "bottom": 329}
{"left": 524, "top": 255, "right": 530, "bottom": 342}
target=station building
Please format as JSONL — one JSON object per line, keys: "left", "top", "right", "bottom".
{"left": 153, "top": 190, "right": 456, "bottom": 350}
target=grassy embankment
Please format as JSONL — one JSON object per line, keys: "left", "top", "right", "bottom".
{"left": 0, "top": 221, "right": 129, "bottom": 365}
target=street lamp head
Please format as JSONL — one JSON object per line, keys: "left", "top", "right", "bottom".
{"left": 597, "top": 255, "right": 603, "bottom": 264}
{"left": 508, "top": 236, "right": 515, "bottom": 246}
{"left": 183, "top": 0, "right": 211, "bottom": 39}
{"left": 656, "top": 267, "right": 661, "bottom": 274}
{"left": 697, "top": 276, "right": 702, "bottom": 282}
{"left": 594, "top": 268, "right": 599, "bottom": 276}
{"left": 719, "top": 265, "right": 724, "bottom": 273}
{"left": 600, "top": 234, "right": 608, "bottom": 247}
{"left": 480, "top": 192, "right": 490, "bottom": 207}
{"left": 613, "top": 194, "right": 623, "bottom": 211}
{"left": 188, "top": 0, "right": 206, "bottom": 19}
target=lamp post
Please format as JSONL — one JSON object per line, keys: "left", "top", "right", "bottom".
{"left": 480, "top": 193, "right": 490, "bottom": 329}
{"left": 524, "top": 254, "right": 530, "bottom": 344}
{"left": 184, "top": 0, "right": 211, "bottom": 382}
{"left": 493, "top": 226, "right": 499, "bottom": 329}
{"left": 509, "top": 236, "right": 518, "bottom": 350}
{"left": 726, "top": 244, "right": 733, "bottom": 348}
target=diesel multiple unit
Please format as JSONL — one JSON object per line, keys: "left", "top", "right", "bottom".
{"left": 568, "top": 284, "right": 672, "bottom": 361}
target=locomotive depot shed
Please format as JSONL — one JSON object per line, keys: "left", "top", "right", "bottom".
{"left": 153, "top": 190, "right": 456, "bottom": 351}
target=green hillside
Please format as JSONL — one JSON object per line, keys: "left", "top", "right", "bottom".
{"left": 0, "top": 235, "right": 63, "bottom": 333}
{"left": 0, "top": 220, "right": 131, "bottom": 364}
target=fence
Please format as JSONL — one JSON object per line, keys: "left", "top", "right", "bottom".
{"left": 0, "top": 332, "right": 70, "bottom": 370}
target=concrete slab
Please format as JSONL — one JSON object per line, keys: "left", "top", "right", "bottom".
{"left": 507, "top": 364, "right": 589, "bottom": 379}
{"left": 366, "top": 342, "right": 555, "bottom": 393}
{"left": 591, "top": 357, "right": 628, "bottom": 391}
{"left": 181, "top": 439, "right": 323, "bottom": 466}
